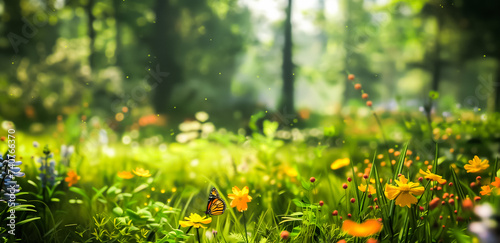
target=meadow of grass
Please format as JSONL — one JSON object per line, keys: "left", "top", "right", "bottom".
{"left": 2, "top": 91, "right": 500, "bottom": 242}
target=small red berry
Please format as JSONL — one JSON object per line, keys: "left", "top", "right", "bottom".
{"left": 470, "top": 182, "right": 476, "bottom": 188}
{"left": 363, "top": 174, "right": 368, "bottom": 179}
{"left": 454, "top": 210, "right": 457, "bottom": 214}
{"left": 439, "top": 215, "right": 443, "bottom": 220}
{"left": 366, "top": 101, "right": 373, "bottom": 107}
{"left": 418, "top": 177, "right": 423, "bottom": 182}
{"left": 347, "top": 213, "right": 352, "bottom": 218}
{"left": 367, "top": 194, "right": 372, "bottom": 198}
{"left": 280, "top": 230, "right": 290, "bottom": 240}
{"left": 332, "top": 210, "right": 338, "bottom": 216}
{"left": 362, "top": 93, "right": 369, "bottom": 99}
{"left": 350, "top": 198, "right": 355, "bottom": 203}
{"left": 319, "top": 201, "right": 324, "bottom": 206}
{"left": 347, "top": 177, "right": 352, "bottom": 182}
{"left": 343, "top": 183, "right": 348, "bottom": 189}
{"left": 419, "top": 206, "right": 424, "bottom": 211}
{"left": 377, "top": 218, "right": 382, "bottom": 222}
{"left": 340, "top": 216, "right": 343, "bottom": 220}
{"left": 354, "top": 84, "right": 362, "bottom": 90}
{"left": 448, "top": 182, "right": 453, "bottom": 187}
{"left": 310, "top": 177, "right": 316, "bottom": 183}
{"left": 348, "top": 74, "right": 355, "bottom": 80}
{"left": 375, "top": 205, "right": 379, "bottom": 209}
{"left": 0, "top": 136, "right": 5, "bottom": 141}
{"left": 437, "top": 186, "right": 442, "bottom": 191}
{"left": 374, "top": 198, "right": 378, "bottom": 202}
{"left": 474, "top": 196, "right": 481, "bottom": 201}
{"left": 476, "top": 176, "right": 482, "bottom": 181}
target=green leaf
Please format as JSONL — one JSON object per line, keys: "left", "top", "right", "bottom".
{"left": 292, "top": 198, "right": 308, "bottom": 207}
{"left": 263, "top": 120, "right": 279, "bottom": 138}
{"left": 27, "top": 180, "right": 38, "bottom": 189}
{"left": 91, "top": 186, "right": 109, "bottom": 203}
{"left": 300, "top": 179, "right": 312, "bottom": 191}
{"left": 429, "top": 90, "right": 439, "bottom": 99}
{"left": 16, "top": 217, "right": 41, "bottom": 226}
{"left": 133, "top": 184, "right": 149, "bottom": 193}
{"left": 113, "top": 207, "right": 124, "bottom": 216}
{"left": 69, "top": 187, "right": 90, "bottom": 202}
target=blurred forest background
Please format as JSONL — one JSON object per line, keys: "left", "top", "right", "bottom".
{"left": 1, "top": 0, "right": 500, "bottom": 136}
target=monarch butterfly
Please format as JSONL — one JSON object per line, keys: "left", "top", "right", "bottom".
{"left": 206, "top": 187, "right": 226, "bottom": 216}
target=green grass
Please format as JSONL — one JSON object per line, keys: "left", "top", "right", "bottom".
{"left": 1, "top": 110, "right": 500, "bottom": 242}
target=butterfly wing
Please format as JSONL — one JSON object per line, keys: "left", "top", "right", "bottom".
{"left": 209, "top": 198, "right": 226, "bottom": 215}
{"left": 206, "top": 187, "right": 226, "bottom": 216}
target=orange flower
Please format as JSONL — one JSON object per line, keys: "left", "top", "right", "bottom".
{"left": 117, "top": 171, "right": 134, "bottom": 179}
{"left": 331, "top": 158, "right": 350, "bottom": 170}
{"left": 133, "top": 167, "right": 151, "bottom": 177}
{"left": 491, "top": 177, "right": 500, "bottom": 188}
{"left": 430, "top": 197, "right": 441, "bottom": 210}
{"left": 464, "top": 156, "right": 489, "bottom": 173}
{"left": 480, "top": 185, "right": 492, "bottom": 196}
{"left": 342, "top": 219, "right": 383, "bottom": 237}
{"left": 462, "top": 197, "right": 474, "bottom": 211}
{"left": 228, "top": 186, "right": 252, "bottom": 212}
{"left": 65, "top": 170, "right": 80, "bottom": 187}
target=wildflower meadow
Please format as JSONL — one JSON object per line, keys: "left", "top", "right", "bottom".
{"left": 2, "top": 0, "right": 500, "bottom": 242}
{"left": 2, "top": 81, "right": 500, "bottom": 242}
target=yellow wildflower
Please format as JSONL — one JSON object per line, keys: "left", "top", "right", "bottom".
{"left": 179, "top": 213, "right": 212, "bottom": 228}
{"left": 384, "top": 175, "right": 424, "bottom": 208}
{"left": 331, "top": 158, "right": 350, "bottom": 170}
{"left": 358, "top": 184, "right": 377, "bottom": 194}
{"left": 464, "top": 156, "right": 489, "bottom": 173}
{"left": 133, "top": 167, "right": 151, "bottom": 177}
{"left": 117, "top": 171, "right": 134, "bottom": 179}
{"left": 419, "top": 169, "right": 446, "bottom": 184}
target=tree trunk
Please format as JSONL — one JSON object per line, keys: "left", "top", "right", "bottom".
{"left": 342, "top": 0, "right": 352, "bottom": 105}
{"left": 113, "top": 0, "right": 122, "bottom": 67}
{"left": 495, "top": 58, "right": 500, "bottom": 112}
{"left": 281, "top": 0, "right": 294, "bottom": 113}
{"left": 87, "top": 0, "right": 95, "bottom": 70}
{"left": 3, "top": 0, "right": 24, "bottom": 55}
{"left": 431, "top": 15, "right": 443, "bottom": 93}
{"left": 152, "top": 0, "right": 183, "bottom": 115}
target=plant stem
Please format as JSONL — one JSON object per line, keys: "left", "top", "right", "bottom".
{"left": 196, "top": 228, "right": 201, "bottom": 243}
{"left": 242, "top": 211, "right": 249, "bottom": 243}
{"left": 372, "top": 111, "right": 394, "bottom": 173}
